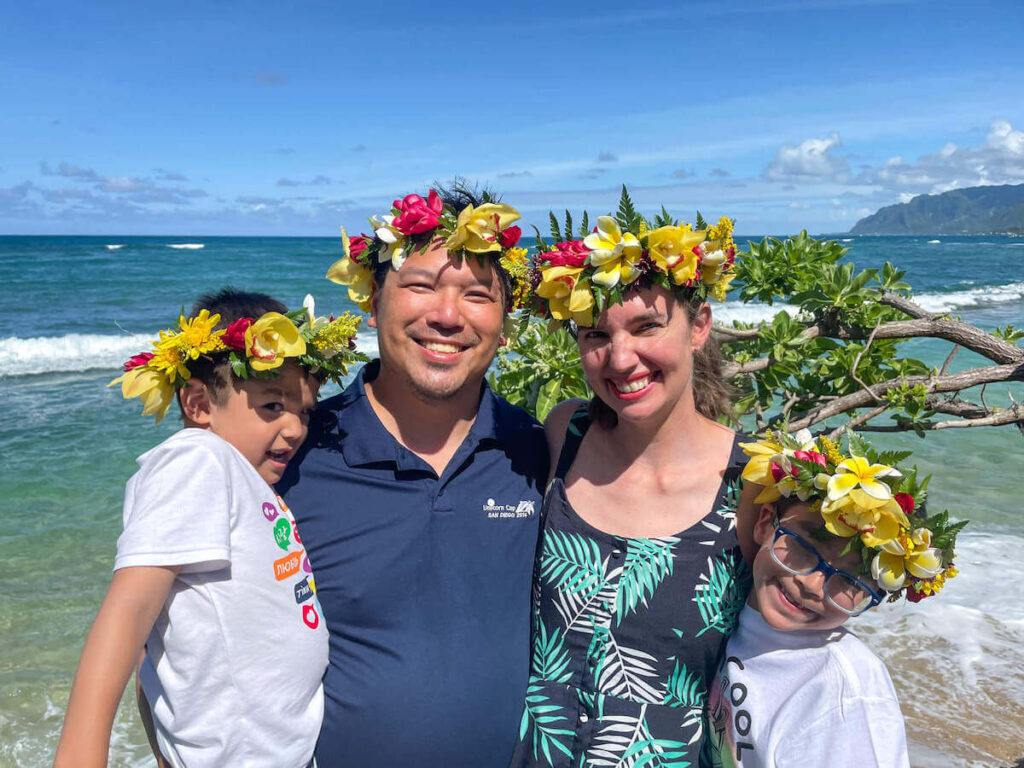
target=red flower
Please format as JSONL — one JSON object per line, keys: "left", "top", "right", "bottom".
{"left": 770, "top": 463, "right": 789, "bottom": 483}
{"left": 905, "top": 585, "right": 927, "bottom": 603}
{"left": 541, "top": 240, "right": 589, "bottom": 268}
{"left": 498, "top": 226, "right": 522, "bottom": 249}
{"left": 123, "top": 352, "right": 154, "bottom": 371}
{"left": 894, "top": 492, "right": 915, "bottom": 516}
{"left": 391, "top": 190, "right": 443, "bottom": 235}
{"left": 794, "top": 449, "right": 827, "bottom": 467}
{"left": 349, "top": 234, "right": 370, "bottom": 264}
{"left": 222, "top": 318, "right": 254, "bottom": 351}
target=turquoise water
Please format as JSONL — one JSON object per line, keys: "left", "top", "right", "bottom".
{"left": 1, "top": 235, "right": 1022, "bottom": 766}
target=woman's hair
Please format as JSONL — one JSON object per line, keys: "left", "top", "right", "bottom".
{"left": 588, "top": 293, "right": 733, "bottom": 428}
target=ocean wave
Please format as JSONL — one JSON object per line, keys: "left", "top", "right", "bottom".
{"left": 105, "top": 244, "right": 124, "bottom": 250}
{"left": 714, "top": 303, "right": 797, "bottom": 326}
{"left": 927, "top": 239, "right": 941, "bottom": 243}
{"left": 856, "top": 530, "right": 1024, "bottom": 764}
{"left": 0, "top": 328, "right": 381, "bottom": 377}
{"left": 914, "top": 281, "right": 1024, "bottom": 312}
{"left": 0, "top": 333, "right": 155, "bottom": 377}
{"left": 167, "top": 243, "right": 204, "bottom": 250}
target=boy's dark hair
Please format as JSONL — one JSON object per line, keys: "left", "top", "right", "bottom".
{"left": 183, "top": 288, "right": 288, "bottom": 403}
{"left": 369, "top": 178, "right": 514, "bottom": 308}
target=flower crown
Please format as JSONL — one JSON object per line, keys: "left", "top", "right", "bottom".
{"left": 326, "top": 188, "right": 531, "bottom": 313}
{"left": 110, "top": 296, "right": 366, "bottom": 424}
{"left": 527, "top": 187, "right": 737, "bottom": 328}
{"left": 741, "top": 429, "right": 966, "bottom": 603}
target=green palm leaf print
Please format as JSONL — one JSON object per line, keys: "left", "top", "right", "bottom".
{"left": 615, "top": 536, "right": 679, "bottom": 625}
{"left": 521, "top": 676, "right": 576, "bottom": 766}
{"left": 663, "top": 661, "right": 705, "bottom": 710}
{"left": 693, "top": 551, "right": 749, "bottom": 637}
{"left": 533, "top": 621, "right": 572, "bottom": 683}
{"left": 541, "top": 530, "right": 606, "bottom": 597}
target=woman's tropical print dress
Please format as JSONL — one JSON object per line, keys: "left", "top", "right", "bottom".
{"left": 510, "top": 408, "right": 751, "bottom": 768}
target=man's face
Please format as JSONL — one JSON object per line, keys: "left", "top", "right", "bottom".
{"left": 368, "top": 239, "right": 504, "bottom": 402}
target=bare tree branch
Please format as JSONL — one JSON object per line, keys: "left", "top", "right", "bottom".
{"left": 827, "top": 404, "right": 889, "bottom": 440}
{"left": 850, "top": 323, "right": 884, "bottom": 403}
{"left": 787, "top": 362, "right": 1024, "bottom": 431}
{"left": 857, "top": 402, "right": 1024, "bottom": 432}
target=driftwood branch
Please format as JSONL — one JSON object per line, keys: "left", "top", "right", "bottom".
{"left": 787, "top": 362, "right": 1024, "bottom": 432}
{"left": 857, "top": 401, "right": 1024, "bottom": 432}
{"left": 827, "top": 404, "right": 889, "bottom": 441}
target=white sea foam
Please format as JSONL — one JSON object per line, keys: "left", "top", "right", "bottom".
{"left": 167, "top": 243, "right": 204, "bottom": 249}
{"left": 0, "top": 328, "right": 381, "bottom": 378}
{"left": 914, "top": 281, "right": 1024, "bottom": 313}
{"left": 927, "top": 239, "right": 941, "bottom": 243}
{"left": 855, "top": 530, "right": 1024, "bottom": 764}
{"left": 0, "top": 333, "right": 155, "bottom": 377}
{"left": 105, "top": 244, "right": 124, "bottom": 250}
{"left": 714, "top": 303, "right": 797, "bottom": 326}
{"left": 841, "top": 238, "right": 853, "bottom": 242}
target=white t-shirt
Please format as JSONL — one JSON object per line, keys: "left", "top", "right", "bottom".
{"left": 706, "top": 605, "right": 909, "bottom": 768}
{"left": 116, "top": 429, "right": 328, "bottom": 768}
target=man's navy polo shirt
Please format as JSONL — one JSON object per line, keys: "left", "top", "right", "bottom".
{"left": 277, "top": 361, "right": 547, "bottom": 768}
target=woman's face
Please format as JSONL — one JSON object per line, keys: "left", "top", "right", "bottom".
{"left": 576, "top": 285, "right": 711, "bottom": 424}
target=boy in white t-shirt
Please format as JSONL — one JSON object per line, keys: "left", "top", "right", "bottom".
{"left": 707, "top": 430, "right": 965, "bottom": 768}
{"left": 55, "top": 289, "right": 364, "bottom": 768}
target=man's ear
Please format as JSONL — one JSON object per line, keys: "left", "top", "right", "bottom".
{"left": 752, "top": 502, "right": 778, "bottom": 548}
{"left": 367, "top": 278, "right": 381, "bottom": 329}
{"left": 179, "top": 380, "right": 214, "bottom": 427}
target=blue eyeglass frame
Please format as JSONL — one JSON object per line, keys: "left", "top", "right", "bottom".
{"left": 771, "top": 523, "right": 886, "bottom": 616}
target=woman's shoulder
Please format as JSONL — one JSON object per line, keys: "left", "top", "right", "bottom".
{"left": 543, "top": 399, "right": 589, "bottom": 481}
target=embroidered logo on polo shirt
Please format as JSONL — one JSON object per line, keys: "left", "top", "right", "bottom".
{"left": 483, "top": 498, "right": 536, "bottom": 519}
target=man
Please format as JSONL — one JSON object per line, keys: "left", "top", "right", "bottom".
{"left": 278, "top": 184, "right": 547, "bottom": 767}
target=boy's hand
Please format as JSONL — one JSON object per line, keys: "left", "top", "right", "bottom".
{"left": 54, "top": 565, "right": 179, "bottom": 768}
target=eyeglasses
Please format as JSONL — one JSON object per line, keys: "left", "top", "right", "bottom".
{"left": 770, "top": 523, "right": 885, "bottom": 617}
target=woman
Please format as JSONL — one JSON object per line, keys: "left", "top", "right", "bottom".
{"left": 510, "top": 208, "right": 753, "bottom": 767}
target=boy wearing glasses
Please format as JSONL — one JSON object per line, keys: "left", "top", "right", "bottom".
{"left": 707, "top": 432, "right": 964, "bottom": 767}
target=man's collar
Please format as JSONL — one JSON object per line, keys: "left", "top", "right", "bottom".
{"left": 328, "top": 360, "right": 509, "bottom": 469}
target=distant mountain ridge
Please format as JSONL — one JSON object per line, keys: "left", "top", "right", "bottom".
{"left": 850, "top": 183, "right": 1024, "bottom": 235}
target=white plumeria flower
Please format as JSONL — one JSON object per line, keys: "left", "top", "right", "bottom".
{"left": 303, "top": 294, "right": 317, "bottom": 324}
{"left": 583, "top": 215, "right": 643, "bottom": 288}
{"left": 368, "top": 214, "right": 408, "bottom": 270}
{"left": 871, "top": 528, "right": 943, "bottom": 592}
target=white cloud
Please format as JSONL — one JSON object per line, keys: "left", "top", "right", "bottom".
{"left": 866, "top": 119, "right": 1024, "bottom": 194}
{"left": 762, "top": 132, "right": 849, "bottom": 182}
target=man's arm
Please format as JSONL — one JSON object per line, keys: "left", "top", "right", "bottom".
{"left": 54, "top": 565, "right": 179, "bottom": 768}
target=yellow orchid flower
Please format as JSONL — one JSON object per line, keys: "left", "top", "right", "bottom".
{"left": 871, "top": 528, "right": 943, "bottom": 592}
{"left": 821, "top": 494, "right": 908, "bottom": 547}
{"left": 583, "top": 216, "right": 644, "bottom": 288}
{"left": 646, "top": 225, "right": 706, "bottom": 285}
{"left": 327, "top": 228, "right": 374, "bottom": 312}
{"left": 444, "top": 203, "right": 521, "bottom": 254}
{"left": 826, "top": 455, "right": 901, "bottom": 503}
{"left": 109, "top": 366, "right": 177, "bottom": 424}
{"left": 740, "top": 437, "right": 784, "bottom": 486}
{"left": 535, "top": 266, "right": 594, "bottom": 327}
{"left": 245, "top": 312, "right": 307, "bottom": 371}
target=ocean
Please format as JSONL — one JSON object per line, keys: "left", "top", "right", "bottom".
{"left": 1, "top": 235, "right": 1021, "bottom": 767}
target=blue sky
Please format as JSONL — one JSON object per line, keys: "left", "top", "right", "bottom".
{"left": 2, "top": 0, "right": 1023, "bottom": 235}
